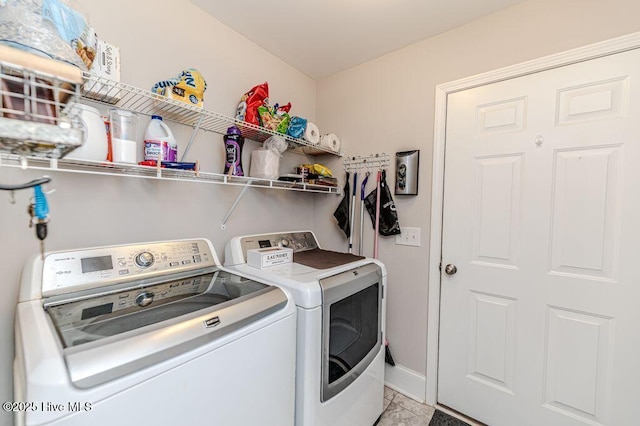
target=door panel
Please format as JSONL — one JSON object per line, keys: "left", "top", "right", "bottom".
{"left": 550, "top": 146, "right": 623, "bottom": 281}
{"left": 556, "top": 77, "right": 629, "bottom": 125}
{"left": 471, "top": 155, "right": 523, "bottom": 268}
{"left": 476, "top": 97, "right": 527, "bottom": 135}
{"left": 466, "top": 291, "right": 517, "bottom": 394}
{"left": 543, "top": 307, "right": 614, "bottom": 424}
{"left": 439, "top": 48, "right": 640, "bottom": 426}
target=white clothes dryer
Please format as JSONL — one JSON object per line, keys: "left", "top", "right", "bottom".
{"left": 225, "top": 231, "right": 387, "bottom": 426}
{"left": 14, "top": 239, "right": 296, "bottom": 426}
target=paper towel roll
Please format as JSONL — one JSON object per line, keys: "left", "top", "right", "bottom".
{"left": 320, "top": 133, "right": 341, "bottom": 153}
{"left": 304, "top": 122, "right": 320, "bottom": 145}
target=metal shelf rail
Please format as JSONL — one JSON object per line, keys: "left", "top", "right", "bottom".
{"left": 0, "top": 153, "right": 342, "bottom": 195}
{"left": 82, "top": 72, "right": 343, "bottom": 157}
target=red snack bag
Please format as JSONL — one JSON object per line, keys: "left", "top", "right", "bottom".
{"left": 236, "top": 82, "right": 269, "bottom": 126}
{"left": 277, "top": 102, "right": 291, "bottom": 113}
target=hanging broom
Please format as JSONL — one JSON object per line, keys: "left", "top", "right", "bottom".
{"left": 384, "top": 339, "right": 396, "bottom": 366}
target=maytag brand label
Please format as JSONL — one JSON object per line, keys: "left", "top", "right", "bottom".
{"left": 247, "top": 247, "right": 293, "bottom": 269}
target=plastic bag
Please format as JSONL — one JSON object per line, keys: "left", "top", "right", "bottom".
{"left": 276, "top": 111, "right": 291, "bottom": 134}
{"left": 287, "top": 116, "right": 307, "bottom": 139}
{"left": 258, "top": 102, "right": 291, "bottom": 134}
{"left": 302, "top": 163, "right": 332, "bottom": 177}
{"left": 0, "top": 0, "right": 87, "bottom": 69}
{"left": 333, "top": 172, "right": 351, "bottom": 238}
{"left": 364, "top": 170, "right": 401, "bottom": 236}
{"left": 236, "top": 82, "right": 268, "bottom": 125}
{"left": 151, "top": 69, "right": 207, "bottom": 108}
{"left": 263, "top": 135, "right": 288, "bottom": 156}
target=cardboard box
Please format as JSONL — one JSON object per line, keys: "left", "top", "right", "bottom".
{"left": 247, "top": 247, "right": 293, "bottom": 269}
{"left": 83, "top": 39, "right": 121, "bottom": 104}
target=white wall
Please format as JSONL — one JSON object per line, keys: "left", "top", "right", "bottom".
{"left": 0, "top": 1, "right": 322, "bottom": 424}
{"left": 315, "top": 0, "right": 640, "bottom": 391}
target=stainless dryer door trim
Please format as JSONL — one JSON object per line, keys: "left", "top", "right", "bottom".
{"left": 320, "top": 262, "right": 383, "bottom": 401}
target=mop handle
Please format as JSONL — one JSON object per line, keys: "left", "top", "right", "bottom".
{"left": 374, "top": 171, "right": 381, "bottom": 259}
{"left": 360, "top": 174, "right": 369, "bottom": 200}
{"left": 348, "top": 172, "right": 357, "bottom": 253}
{"left": 359, "top": 173, "right": 369, "bottom": 256}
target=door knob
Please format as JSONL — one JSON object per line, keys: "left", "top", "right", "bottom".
{"left": 444, "top": 264, "right": 457, "bottom": 275}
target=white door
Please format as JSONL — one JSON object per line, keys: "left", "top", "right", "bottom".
{"left": 438, "top": 48, "right": 640, "bottom": 426}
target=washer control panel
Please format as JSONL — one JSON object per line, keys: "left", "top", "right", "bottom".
{"left": 134, "top": 252, "right": 155, "bottom": 268}
{"left": 41, "top": 239, "right": 216, "bottom": 296}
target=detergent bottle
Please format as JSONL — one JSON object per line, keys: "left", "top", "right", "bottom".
{"left": 144, "top": 115, "right": 178, "bottom": 162}
{"left": 224, "top": 126, "right": 244, "bottom": 176}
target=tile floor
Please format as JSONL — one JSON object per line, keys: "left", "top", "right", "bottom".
{"left": 378, "top": 387, "right": 437, "bottom": 426}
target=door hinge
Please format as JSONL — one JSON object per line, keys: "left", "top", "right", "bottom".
{"left": 439, "top": 262, "right": 442, "bottom": 271}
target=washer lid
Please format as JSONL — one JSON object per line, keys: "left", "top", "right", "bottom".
{"left": 45, "top": 270, "right": 289, "bottom": 388}
{"left": 48, "top": 270, "right": 267, "bottom": 348}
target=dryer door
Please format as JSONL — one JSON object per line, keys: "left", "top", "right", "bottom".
{"left": 320, "top": 263, "right": 383, "bottom": 402}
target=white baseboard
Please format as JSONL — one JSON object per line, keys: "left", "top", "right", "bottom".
{"left": 384, "top": 364, "right": 426, "bottom": 404}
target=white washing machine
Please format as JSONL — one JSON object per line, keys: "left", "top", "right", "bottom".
{"left": 224, "top": 231, "right": 387, "bottom": 426}
{"left": 14, "top": 238, "right": 296, "bottom": 426}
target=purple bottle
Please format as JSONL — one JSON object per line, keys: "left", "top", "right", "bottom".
{"left": 224, "top": 126, "right": 244, "bottom": 176}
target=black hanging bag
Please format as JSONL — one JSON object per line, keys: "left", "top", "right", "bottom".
{"left": 364, "top": 170, "right": 401, "bottom": 236}
{"left": 333, "top": 172, "right": 351, "bottom": 238}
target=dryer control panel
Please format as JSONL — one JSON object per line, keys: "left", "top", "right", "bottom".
{"left": 40, "top": 239, "right": 217, "bottom": 297}
{"left": 238, "top": 231, "right": 318, "bottom": 261}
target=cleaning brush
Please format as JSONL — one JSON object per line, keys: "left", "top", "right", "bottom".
{"left": 384, "top": 339, "right": 396, "bottom": 366}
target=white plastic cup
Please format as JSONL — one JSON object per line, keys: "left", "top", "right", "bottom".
{"left": 109, "top": 109, "right": 138, "bottom": 164}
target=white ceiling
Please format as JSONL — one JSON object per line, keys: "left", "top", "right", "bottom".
{"left": 188, "top": 0, "right": 525, "bottom": 80}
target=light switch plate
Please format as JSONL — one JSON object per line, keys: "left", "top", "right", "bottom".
{"left": 395, "top": 227, "right": 421, "bottom": 247}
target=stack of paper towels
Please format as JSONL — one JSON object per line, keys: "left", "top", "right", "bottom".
{"left": 303, "top": 121, "right": 341, "bottom": 154}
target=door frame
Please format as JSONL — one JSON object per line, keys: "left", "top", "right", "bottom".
{"left": 426, "top": 31, "right": 640, "bottom": 406}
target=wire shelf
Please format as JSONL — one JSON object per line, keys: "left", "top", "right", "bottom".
{"left": 0, "top": 51, "right": 84, "bottom": 159}
{"left": 0, "top": 154, "right": 342, "bottom": 195}
{"left": 0, "top": 51, "right": 341, "bottom": 196}
{"left": 82, "top": 72, "right": 343, "bottom": 156}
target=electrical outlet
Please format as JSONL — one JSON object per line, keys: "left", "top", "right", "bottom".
{"left": 395, "top": 227, "right": 421, "bottom": 247}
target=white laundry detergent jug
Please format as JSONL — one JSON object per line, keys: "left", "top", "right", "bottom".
{"left": 66, "top": 103, "right": 108, "bottom": 161}
{"left": 144, "top": 115, "right": 177, "bottom": 162}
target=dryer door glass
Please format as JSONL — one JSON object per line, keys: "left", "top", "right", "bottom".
{"left": 328, "top": 283, "right": 379, "bottom": 380}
